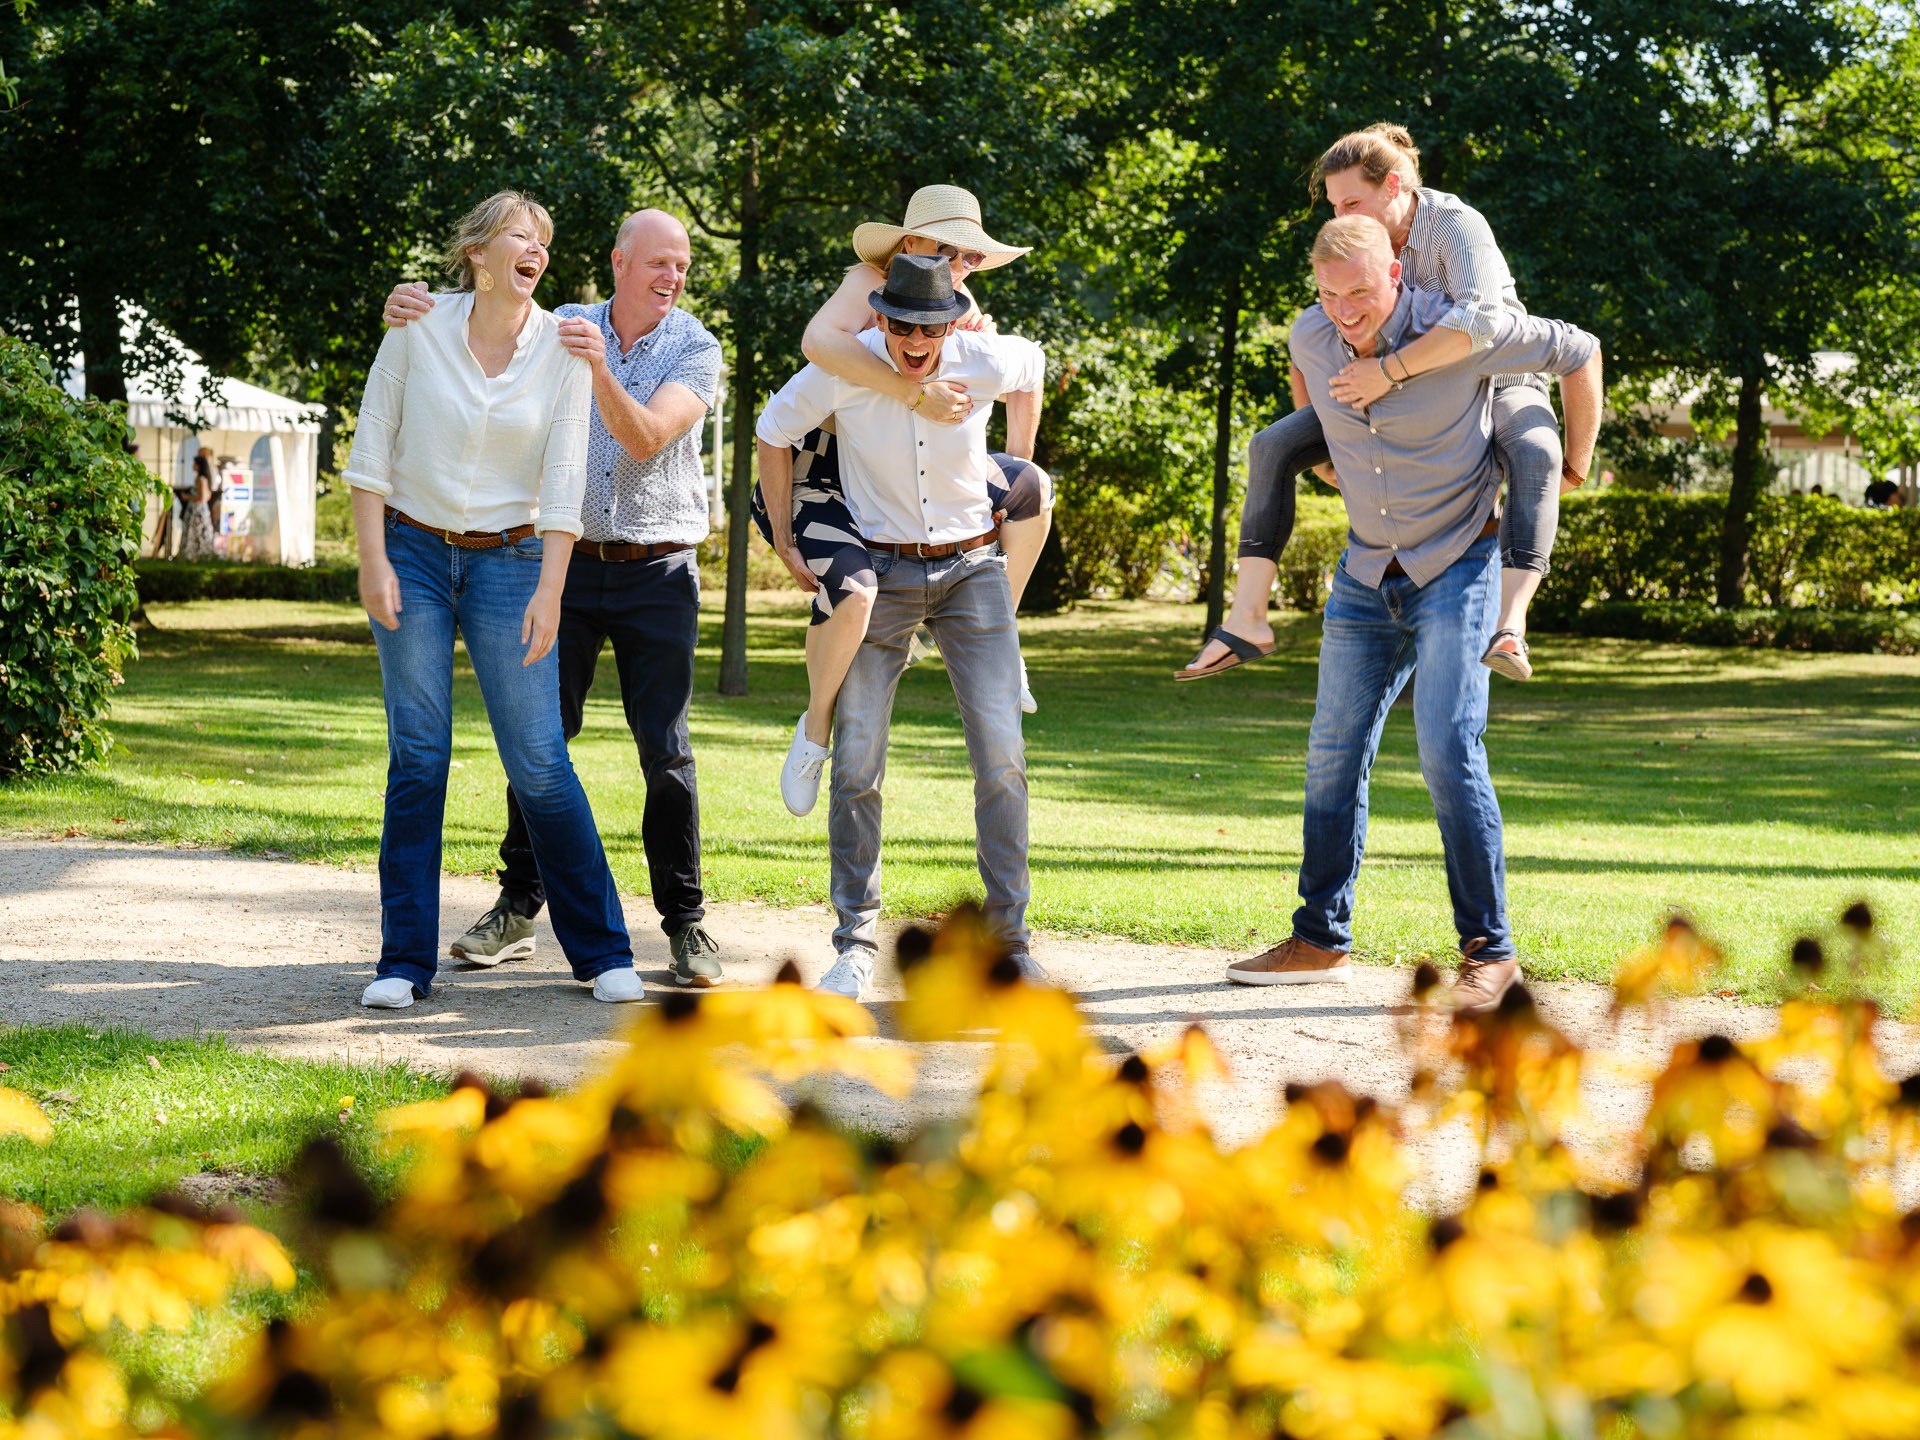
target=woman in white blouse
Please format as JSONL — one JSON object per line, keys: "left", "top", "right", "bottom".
{"left": 343, "top": 191, "right": 641, "bottom": 1010}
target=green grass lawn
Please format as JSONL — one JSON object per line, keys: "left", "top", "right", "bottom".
{"left": 0, "top": 1025, "right": 447, "bottom": 1216}
{"left": 3, "top": 593, "right": 1914, "bottom": 995}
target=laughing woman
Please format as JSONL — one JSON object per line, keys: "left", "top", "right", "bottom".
{"left": 344, "top": 191, "right": 642, "bottom": 1010}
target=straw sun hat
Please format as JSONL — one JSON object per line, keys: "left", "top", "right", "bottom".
{"left": 851, "top": 184, "right": 1031, "bottom": 272}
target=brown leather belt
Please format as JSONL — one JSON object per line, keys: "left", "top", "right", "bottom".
{"left": 873, "top": 526, "right": 1000, "bottom": 560}
{"left": 1382, "top": 513, "right": 1498, "bottom": 578}
{"left": 386, "top": 506, "right": 535, "bottom": 549}
{"left": 577, "top": 539, "right": 695, "bottom": 562}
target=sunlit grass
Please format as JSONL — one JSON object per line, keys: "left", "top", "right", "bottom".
{"left": 3, "top": 592, "right": 1914, "bottom": 994}
{"left": 0, "top": 1025, "right": 447, "bottom": 1217}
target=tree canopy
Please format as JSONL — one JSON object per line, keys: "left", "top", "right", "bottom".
{"left": 6, "top": 0, "right": 1919, "bottom": 676}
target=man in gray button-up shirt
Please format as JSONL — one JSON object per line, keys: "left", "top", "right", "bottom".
{"left": 1225, "top": 215, "right": 1602, "bottom": 1011}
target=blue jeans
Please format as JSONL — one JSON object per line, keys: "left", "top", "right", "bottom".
{"left": 1293, "top": 533, "right": 1513, "bottom": 960}
{"left": 497, "top": 550, "right": 704, "bottom": 935}
{"left": 371, "top": 515, "right": 632, "bottom": 992}
{"left": 829, "top": 544, "right": 1029, "bottom": 956}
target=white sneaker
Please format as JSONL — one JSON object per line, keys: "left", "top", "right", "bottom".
{"left": 780, "top": 714, "right": 832, "bottom": 817}
{"left": 592, "top": 967, "right": 644, "bottom": 1002}
{"left": 1019, "top": 658, "right": 1037, "bottom": 715}
{"left": 816, "top": 949, "right": 876, "bottom": 1003}
{"left": 360, "top": 977, "right": 417, "bottom": 1009}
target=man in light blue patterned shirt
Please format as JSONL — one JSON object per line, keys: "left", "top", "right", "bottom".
{"left": 381, "top": 210, "right": 727, "bottom": 987}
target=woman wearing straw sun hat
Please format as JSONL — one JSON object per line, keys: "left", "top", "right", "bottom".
{"left": 752, "top": 184, "right": 1053, "bottom": 813}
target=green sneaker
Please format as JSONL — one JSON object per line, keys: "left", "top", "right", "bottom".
{"left": 669, "top": 921, "right": 723, "bottom": 988}
{"left": 449, "top": 902, "right": 536, "bottom": 967}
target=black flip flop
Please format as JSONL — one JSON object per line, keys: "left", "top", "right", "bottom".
{"left": 1174, "top": 627, "right": 1277, "bottom": 682}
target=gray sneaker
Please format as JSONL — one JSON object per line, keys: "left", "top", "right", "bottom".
{"left": 449, "top": 902, "right": 536, "bottom": 966}
{"left": 1005, "top": 949, "right": 1054, "bottom": 987}
{"left": 816, "top": 948, "right": 876, "bottom": 1002}
{"left": 669, "top": 922, "right": 723, "bottom": 988}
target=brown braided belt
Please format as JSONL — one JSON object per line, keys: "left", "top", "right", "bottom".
{"left": 870, "top": 526, "right": 1001, "bottom": 560}
{"left": 385, "top": 506, "right": 535, "bottom": 550}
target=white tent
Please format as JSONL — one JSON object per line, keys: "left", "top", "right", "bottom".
{"left": 63, "top": 313, "right": 324, "bottom": 566}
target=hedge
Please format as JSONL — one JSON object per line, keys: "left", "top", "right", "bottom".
{"left": 1540, "top": 491, "right": 1920, "bottom": 623}
{"left": 1564, "top": 600, "right": 1920, "bottom": 654}
{"left": 0, "top": 336, "right": 155, "bottom": 778}
{"left": 134, "top": 559, "right": 361, "bottom": 603}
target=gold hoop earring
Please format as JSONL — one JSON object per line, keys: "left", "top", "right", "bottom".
{"left": 474, "top": 266, "right": 495, "bottom": 293}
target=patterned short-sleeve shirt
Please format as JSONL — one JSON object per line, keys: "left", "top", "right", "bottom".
{"left": 553, "top": 301, "right": 723, "bottom": 545}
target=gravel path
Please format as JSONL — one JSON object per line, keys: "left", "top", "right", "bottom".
{"left": 5, "top": 838, "right": 1910, "bottom": 1203}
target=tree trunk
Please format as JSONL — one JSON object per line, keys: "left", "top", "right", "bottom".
{"left": 718, "top": 136, "right": 761, "bottom": 697}
{"left": 1715, "top": 372, "right": 1766, "bottom": 609}
{"left": 1204, "top": 274, "right": 1243, "bottom": 636}
{"left": 77, "top": 282, "right": 128, "bottom": 406}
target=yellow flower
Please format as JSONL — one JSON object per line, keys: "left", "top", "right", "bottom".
{"left": 0, "top": 1088, "right": 52, "bottom": 1145}
{"left": 1645, "top": 1035, "right": 1778, "bottom": 1170}
{"left": 1635, "top": 1225, "right": 1894, "bottom": 1409}
{"left": 1612, "top": 914, "right": 1721, "bottom": 1012}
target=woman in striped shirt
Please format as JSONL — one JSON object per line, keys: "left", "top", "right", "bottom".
{"left": 1181, "top": 123, "right": 1575, "bottom": 684}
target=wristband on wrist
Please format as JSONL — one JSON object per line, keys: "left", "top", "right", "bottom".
{"left": 1561, "top": 460, "right": 1589, "bottom": 488}
{"left": 908, "top": 386, "right": 926, "bottom": 411}
{"left": 1390, "top": 352, "right": 1413, "bottom": 383}
{"left": 1378, "top": 357, "right": 1403, "bottom": 392}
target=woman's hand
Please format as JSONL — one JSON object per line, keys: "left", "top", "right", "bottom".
{"left": 953, "top": 309, "right": 998, "bottom": 335}
{"left": 360, "top": 553, "right": 403, "bottom": 631}
{"left": 778, "top": 542, "right": 819, "bottom": 593}
{"left": 521, "top": 583, "right": 563, "bottom": 666}
{"left": 920, "top": 378, "right": 974, "bottom": 425}
{"left": 1329, "top": 357, "right": 1393, "bottom": 410}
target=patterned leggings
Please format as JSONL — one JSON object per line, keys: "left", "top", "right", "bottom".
{"left": 753, "top": 429, "right": 1051, "bottom": 625}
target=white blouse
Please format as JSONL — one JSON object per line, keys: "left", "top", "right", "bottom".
{"left": 756, "top": 329, "right": 1045, "bottom": 545}
{"left": 343, "top": 292, "right": 590, "bottom": 537}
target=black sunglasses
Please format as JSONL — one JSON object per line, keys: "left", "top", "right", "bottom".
{"left": 883, "top": 317, "right": 951, "bottom": 338}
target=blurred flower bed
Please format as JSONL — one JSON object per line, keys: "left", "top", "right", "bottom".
{"left": 1, "top": 904, "right": 1914, "bottom": 1440}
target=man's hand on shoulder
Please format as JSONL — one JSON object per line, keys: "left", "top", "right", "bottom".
{"left": 383, "top": 282, "right": 433, "bottom": 329}
{"left": 556, "top": 316, "right": 610, "bottom": 377}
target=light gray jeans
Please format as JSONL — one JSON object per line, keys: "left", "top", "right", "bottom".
{"left": 828, "top": 543, "right": 1029, "bottom": 957}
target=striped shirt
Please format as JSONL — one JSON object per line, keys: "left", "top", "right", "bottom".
{"left": 1400, "top": 187, "right": 1545, "bottom": 389}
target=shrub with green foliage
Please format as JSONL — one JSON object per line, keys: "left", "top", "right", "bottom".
{"left": 0, "top": 335, "right": 156, "bottom": 779}
{"left": 1564, "top": 600, "right": 1920, "bottom": 655}
{"left": 1539, "top": 491, "right": 1920, "bottom": 627}
{"left": 134, "top": 558, "right": 361, "bottom": 603}
{"left": 1274, "top": 493, "right": 1347, "bottom": 612}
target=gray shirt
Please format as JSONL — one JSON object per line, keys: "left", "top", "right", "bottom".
{"left": 1289, "top": 282, "right": 1597, "bottom": 589}
{"left": 554, "top": 301, "right": 723, "bottom": 546}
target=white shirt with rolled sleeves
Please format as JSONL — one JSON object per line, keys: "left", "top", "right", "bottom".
{"left": 755, "top": 329, "right": 1045, "bottom": 545}
{"left": 342, "top": 291, "right": 590, "bottom": 537}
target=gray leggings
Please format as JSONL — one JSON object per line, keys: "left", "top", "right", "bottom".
{"left": 1237, "top": 384, "right": 1563, "bottom": 575}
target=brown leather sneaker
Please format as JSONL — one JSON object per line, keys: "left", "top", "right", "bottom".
{"left": 1225, "top": 935, "right": 1351, "bottom": 986}
{"left": 1452, "top": 953, "right": 1519, "bottom": 1014}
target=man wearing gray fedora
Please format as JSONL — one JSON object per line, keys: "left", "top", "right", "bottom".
{"left": 756, "top": 253, "right": 1048, "bottom": 1002}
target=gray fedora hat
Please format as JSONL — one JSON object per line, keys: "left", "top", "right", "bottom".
{"left": 868, "top": 253, "right": 971, "bottom": 326}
